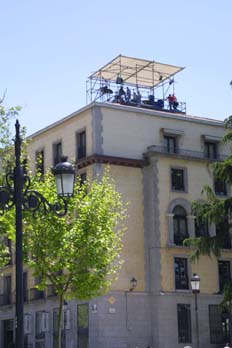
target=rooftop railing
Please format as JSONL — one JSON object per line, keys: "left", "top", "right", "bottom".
{"left": 147, "top": 145, "right": 228, "bottom": 161}
{"left": 110, "top": 96, "right": 186, "bottom": 114}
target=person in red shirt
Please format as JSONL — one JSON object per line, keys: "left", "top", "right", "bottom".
{"left": 167, "top": 94, "right": 178, "bottom": 110}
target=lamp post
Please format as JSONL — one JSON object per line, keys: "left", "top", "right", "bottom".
{"left": 0, "top": 120, "right": 75, "bottom": 348}
{"left": 191, "top": 273, "right": 200, "bottom": 348}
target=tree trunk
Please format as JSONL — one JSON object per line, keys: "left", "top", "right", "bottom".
{"left": 57, "top": 294, "right": 64, "bottom": 348}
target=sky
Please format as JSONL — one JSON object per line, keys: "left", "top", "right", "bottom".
{"left": 1, "top": 0, "right": 232, "bottom": 136}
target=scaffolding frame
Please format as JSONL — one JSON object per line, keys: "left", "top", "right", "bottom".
{"left": 86, "top": 55, "right": 186, "bottom": 113}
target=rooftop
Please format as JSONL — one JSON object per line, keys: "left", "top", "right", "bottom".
{"left": 29, "top": 102, "right": 225, "bottom": 140}
{"left": 86, "top": 54, "right": 186, "bottom": 114}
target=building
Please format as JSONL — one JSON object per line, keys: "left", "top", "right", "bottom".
{"left": 0, "top": 55, "right": 232, "bottom": 348}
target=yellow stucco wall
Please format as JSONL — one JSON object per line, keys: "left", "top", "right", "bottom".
{"left": 22, "top": 104, "right": 232, "bottom": 296}
{"left": 158, "top": 156, "right": 232, "bottom": 293}
{"left": 100, "top": 105, "right": 228, "bottom": 159}
{"left": 28, "top": 109, "right": 92, "bottom": 172}
{"left": 103, "top": 165, "right": 145, "bottom": 292}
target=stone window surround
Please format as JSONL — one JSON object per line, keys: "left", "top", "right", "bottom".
{"left": 167, "top": 198, "right": 217, "bottom": 246}
{"left": 214, "top": 176, "right": 230, "bottom": 197}
{"left": 52, "top": 139, "right": 62, "bottom": 166}
{"left": 161, "top": 128, "right": 184, "bottom": 150}
{"left": 170, "top": 166, "right": 188, "bottom": 193}
{"left": 174, "top": 255, "right": 191, "bottom": 291}
{"left": 202, "top": 134, "right": 222, "bottom": 158}
{"left": 76, "top": 127, "right": 87, "bottom": 160}
{"left": 218, "top": 259, "right": 232, "bottom": 293}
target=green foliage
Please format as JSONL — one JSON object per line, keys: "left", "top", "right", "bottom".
{"left": 22, "top": 170, "right": 125, "bottom": 300}
{"left": 0, "top": 98, "right": 21, "bottom": 270}
{"left": 0, "top": 167, "right": 126, "bottom": 348}
{"left": 221, "top": 282, "right": 232, "bottom": 310}
{"left": 185, "top": 115, "right": 232, "bottom": 260}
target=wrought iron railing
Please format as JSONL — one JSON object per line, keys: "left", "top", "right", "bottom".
{"left": 147, "top": 145, "right": 228, "bottom": 161}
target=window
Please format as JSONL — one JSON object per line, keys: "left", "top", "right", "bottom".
{"left": 164, "top": 136, "right": 176, "bottom": 153}
{"left": 77, "top": 304, "right": 89, "bottom": 348}
{"left": 36, "top": 150, "right": 45, "bottom": 176}
{"left": 209, "top": 305, "right": 230, "bottom": 344}
{"left": 177, "top": 304, "right": 192, "bottom": 343}
{"left": 77, "top": 131, "right": 86, "bottom": 160}
{"left": 53, "top": 142, "right": 62, "bottom": 166}
{"left": 218, "top": 261, "right": 231, "bottom": 293}
{"left": 36, "top": 311, "right": 45, "bottom": 340}
{"left": 205, "top": 141, "right": 217, "bottom": 159}
{"left": 23, "top": 272, "right": 28, "bottom": 302}
{"left": 4, "top": 238, "right": 12, "bottom": 265}
{"left": 171, "top": 168, "right": 185, "bottom": 191}
{"left": 80, "top": 173, "right": 87, "bottom": 186}
{"left": 174, "top": 257, "right": 189, "bottom": 290}
{"left": 195, "top": 217, "right": 209, "bottom": 237}
{"left": 2, "top": 275, "right": 11, "bottom": 305}
{"left": 214, "top": 179, "right": 227, "bottom": 196}
{"left": 30, "top": 277, "right": 45, "bottom": 301}
{"left": 173, "top": 206, "right": 188, "bottom": 245}
{"left": 216, "top": 219, "right": 231, "bottom": 249}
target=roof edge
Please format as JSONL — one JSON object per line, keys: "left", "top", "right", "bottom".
{"left": 28, "top": 102, "right": 225, "bottom": 140}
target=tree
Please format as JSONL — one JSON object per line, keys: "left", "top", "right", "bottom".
{"left": 1, "top": 169, "right": 126, "bottom": 348}
{"left": 184, "top": 115, "right": 232, "bottom": 260}
{"left": 0, "top": 96, "right": 21, "bottom": 269}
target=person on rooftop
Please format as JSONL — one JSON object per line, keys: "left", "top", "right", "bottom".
{"left": 167, "top": 94, "right": 178, "bottom": 110}
{"left": 125, "top": 87, "right": 131, "bottom": 102}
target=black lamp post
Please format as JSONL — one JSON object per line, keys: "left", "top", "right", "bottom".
{"left": 0, "top": 120, "right": 75, "bottom": 348}
{"left": 191, "top": 273, "right": 200, "bottom": 348}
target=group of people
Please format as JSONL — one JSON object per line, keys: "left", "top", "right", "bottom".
{"left": 167, "top": 93, "right": 179, "bottom": 110}
{"left": 112, "top": 86, "right": 142, "bottom": 104}
{"left": 100, "top": 82, "right": 179, "bottom": 111}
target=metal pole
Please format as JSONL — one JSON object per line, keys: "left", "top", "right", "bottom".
{"left": 229, "top": 301, "right": 232, "bottom": 346}
{"left": 14, "top": 119, "right": 24, "bottom": 348}
{"left": 195, "top": 292, "right": 200, "bottom": 348}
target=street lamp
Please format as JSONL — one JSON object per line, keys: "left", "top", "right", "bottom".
{"left": 191, "top": 273, "right": 200, "bottom": 348}
{"left": 0, "top": 120, "right": 75, "bottom": 348}
{"left": 129, "top": 277, "right": 137, "bottom": 291}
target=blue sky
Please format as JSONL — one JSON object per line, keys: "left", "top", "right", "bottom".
{"left": 1, "top": 0, "right": 232, "bottom": 135}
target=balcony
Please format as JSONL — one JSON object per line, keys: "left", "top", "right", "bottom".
{"left": 147, "top": 145, "right": 227, "bottom": 162}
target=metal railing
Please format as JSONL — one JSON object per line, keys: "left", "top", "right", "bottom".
{"left": 147, "top": 145, "right": 228, "bottom": 161}
{"left": 110, "top": 97, "right": 186, "bottom": 114}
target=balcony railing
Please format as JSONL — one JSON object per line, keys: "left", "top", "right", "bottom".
{"left": 147, "top": 145, "right": 228, "bottom": 161}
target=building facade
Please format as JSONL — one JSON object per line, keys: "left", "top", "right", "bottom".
{"left": 0, "top": 59, "right": 232, "bottom": 348}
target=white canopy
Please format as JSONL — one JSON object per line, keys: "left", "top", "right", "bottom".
{"left": 89, "top": 54, "right": 185, "bottom": 88}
